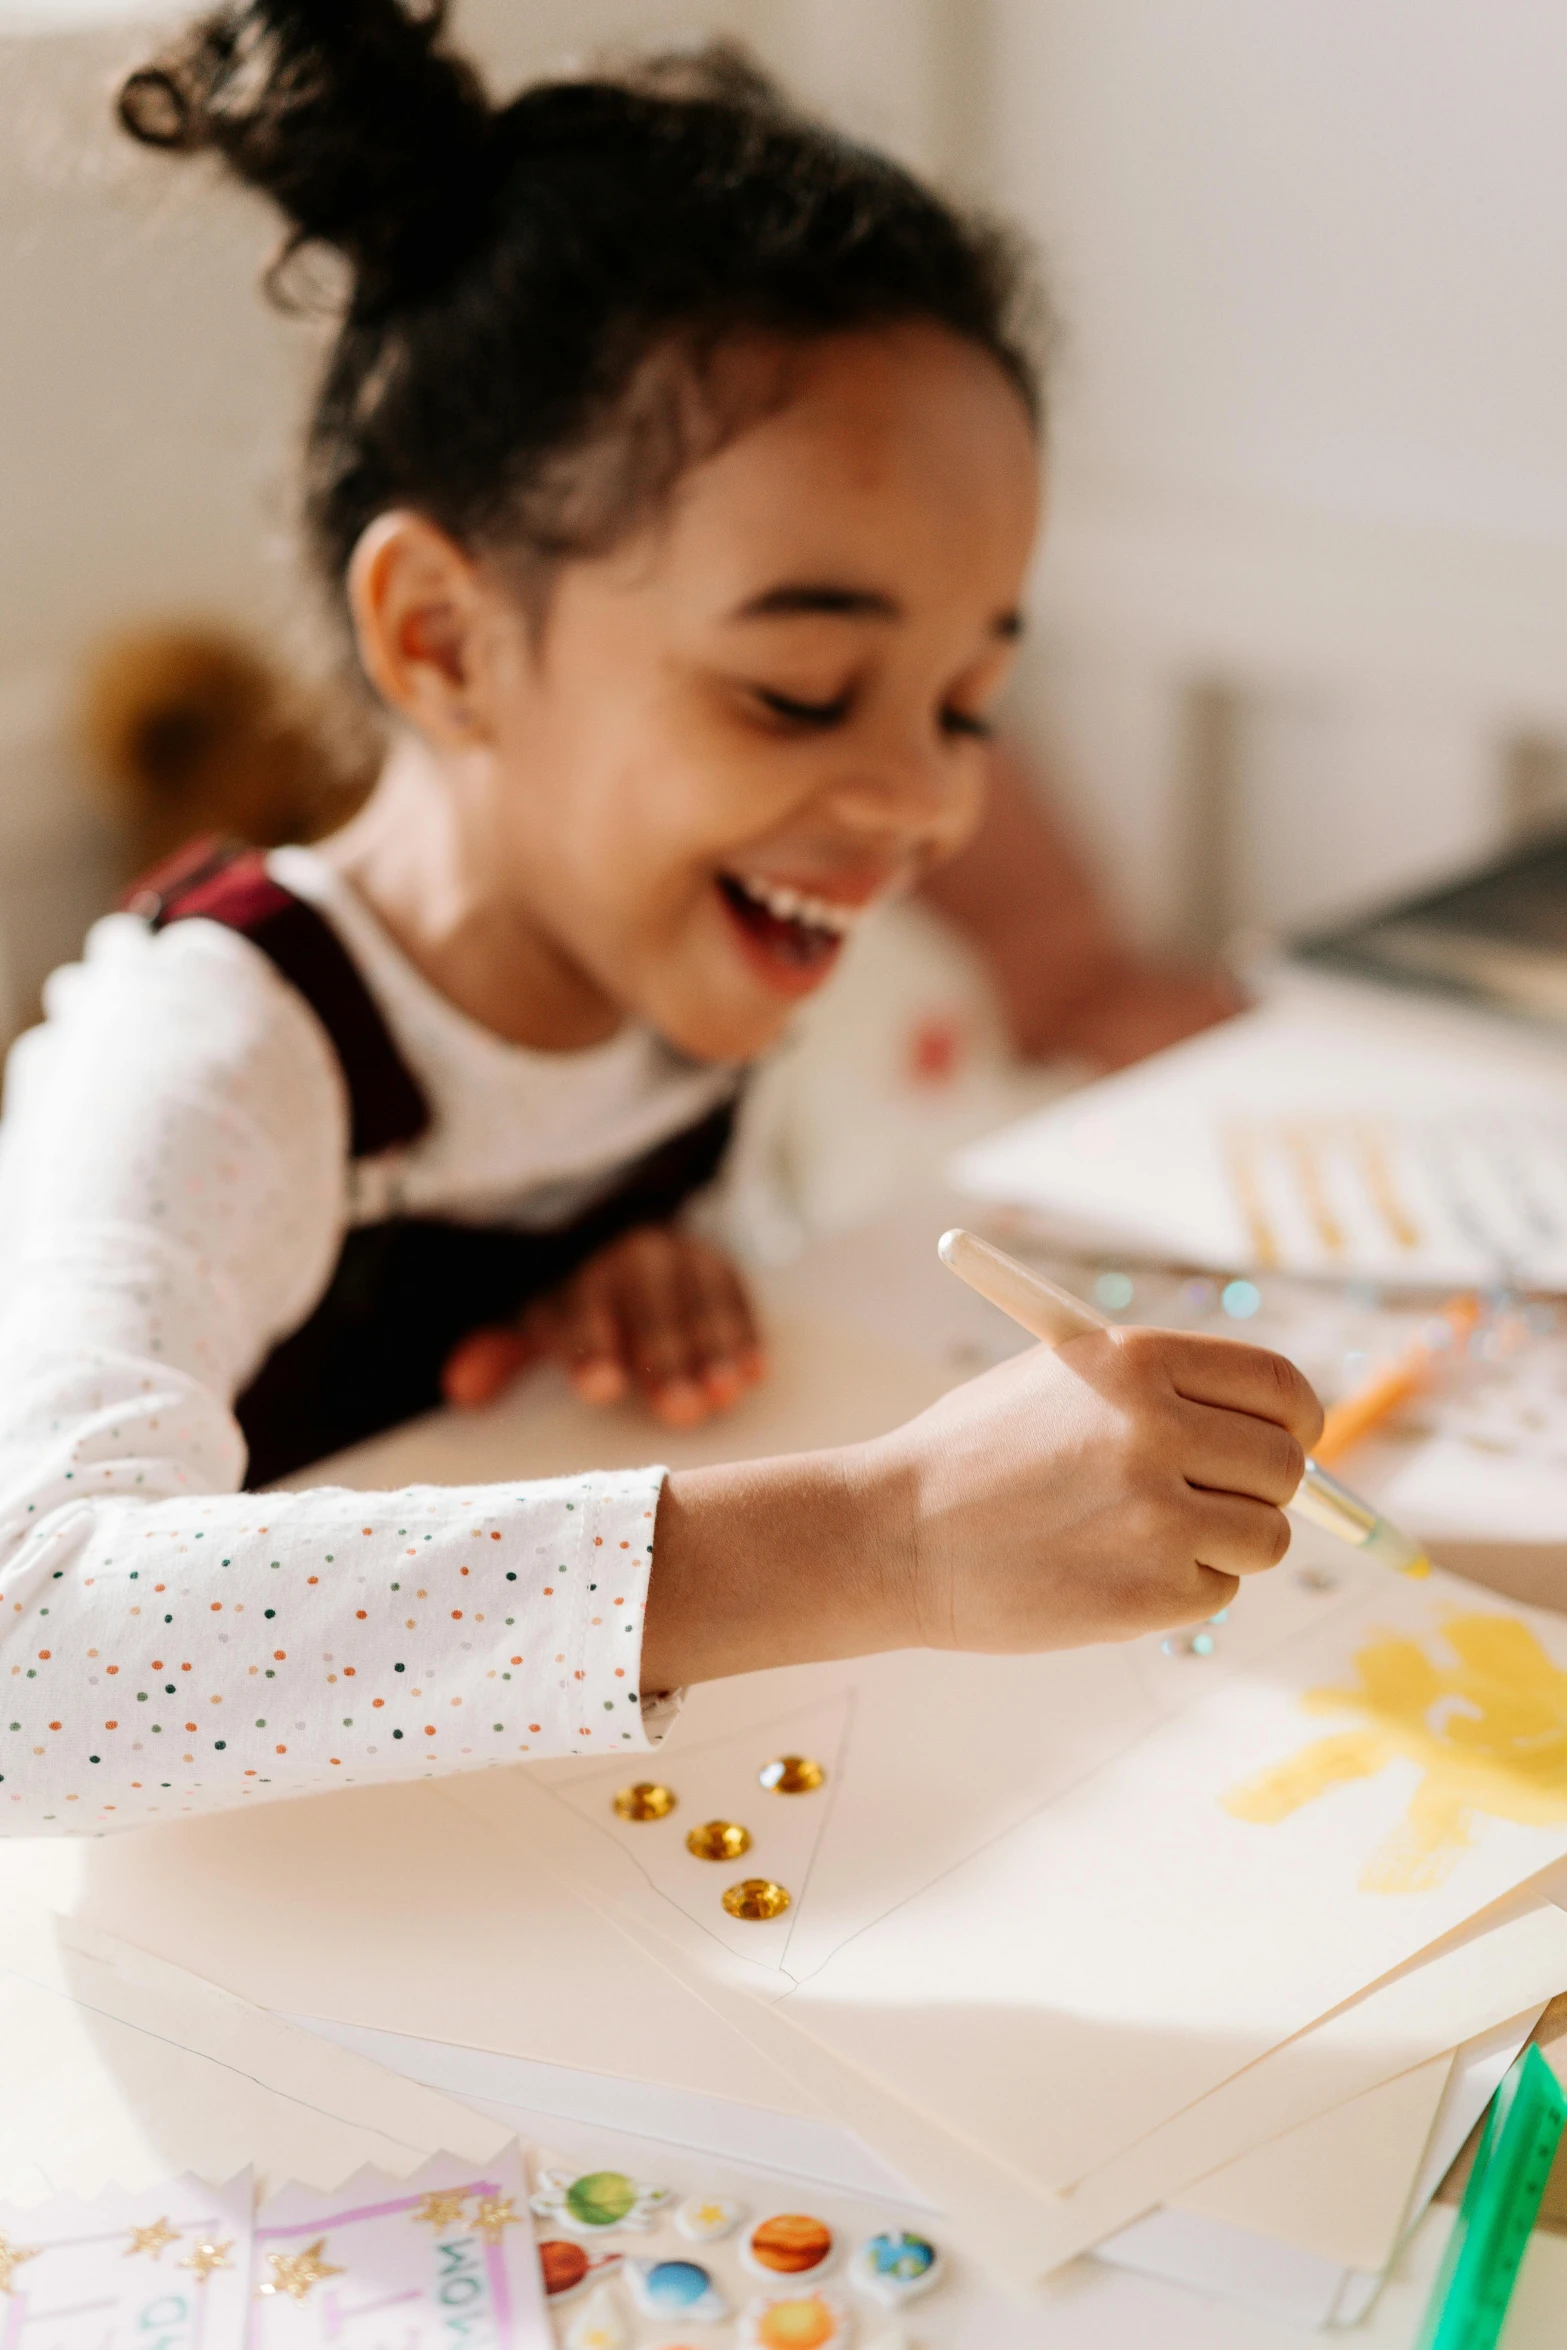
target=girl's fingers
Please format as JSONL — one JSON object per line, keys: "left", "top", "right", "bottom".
{"left": 681, "top": 1241, "right": 767, "bottom": 1404}
{"left": 1154, "top": 1332, "right": 1324, "bottom": 1448}
{"left": 447, "top": 1231, "right": 764, "bottom": 1429}
{"left": 1182, "top": 1488, "right": 1294, "bottom": 1579}
{"left": 541, "top": 1278, "right": 628, "bottom": 1406}
{"left": 441, "top": 1323, "right": 536, "bottom": 1409}
{"left": 611, "top": 1231, "right": 712, "bottom": 1427}
{"left": 1173, "top": 1395, "right": 1306, "bottom": 1507}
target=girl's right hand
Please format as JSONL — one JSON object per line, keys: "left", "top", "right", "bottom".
{"left": 874, "top": 1327, "right": 1324, "bottom": 1652}
{"left": 644, "top": 1325, "right": 1324, "bottom": 1694}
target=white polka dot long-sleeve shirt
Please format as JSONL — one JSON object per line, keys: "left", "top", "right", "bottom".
{"left": 0, "top": 849, "right": 733, "bottom": 1833}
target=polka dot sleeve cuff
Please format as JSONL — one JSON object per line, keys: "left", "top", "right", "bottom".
{"left": 0, "top": 1464, "right": 674, "bottom": 1834}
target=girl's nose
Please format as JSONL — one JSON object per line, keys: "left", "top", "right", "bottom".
{"left": 821, "top": 742, "right": 978, "bottom": 858}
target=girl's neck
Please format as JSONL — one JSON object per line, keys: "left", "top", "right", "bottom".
{"left": 319, "top": 736, "right": 625, "bottom": 1052}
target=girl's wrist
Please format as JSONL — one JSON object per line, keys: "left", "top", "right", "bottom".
{"left": 643, "top": 1442, "right": 919, "bottom": 1692}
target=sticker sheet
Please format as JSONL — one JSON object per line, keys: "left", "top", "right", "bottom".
{"left": 0, "top": 2174, "right": 253, "bottom": 2348}
{"left": 251, "top": 2151, "right": 549, "bottom": 2348}
{"left": 520, "top": 2139, "right": 949, "bottom": 2350}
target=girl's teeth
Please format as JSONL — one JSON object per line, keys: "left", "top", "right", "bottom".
{"left": 740, "top": 877, "right": 862, "bottom": 936}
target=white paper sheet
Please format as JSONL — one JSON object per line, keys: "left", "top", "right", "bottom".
{"left": 1100, "top": 2033, "right": 1495, "bottom": 2339}
{"left": 45, "top": 1779, "right": 823, "bottom": 2118}
{"left": 1095, "top": 2202, "right": 1355, "bottom": 2330}
{"left": 1169, "top": 2050, "right": 1453, "bottom": 2270}
{"left": 1327, "top": 2004, "right": 1545, "bottom": 2328}
{"left": 447, "top": 1743, "right": 1567, "bottom": 2288}
{"left": 1405, "top": 2006, "right": 1547, "bottom": 2229}
{"left": 455, "top": 1544, "right": 1567, "bottom": 2210}
{"left": 951, "top": 967, "right": 1567, "bottom": 1286}
{"left": 0, "top": 1902, "right": 509, "bottom": 2201}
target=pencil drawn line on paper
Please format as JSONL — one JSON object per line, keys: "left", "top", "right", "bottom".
{"left": 1221, "top": 1614, "right": 1567, "bottom": 1893}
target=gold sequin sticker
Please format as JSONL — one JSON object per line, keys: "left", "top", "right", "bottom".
{"left": 722, "top": 1878, "right": 792, "bottom": 1921}
{"left": 687, "top": 1819, "right": 752, "bottom": 1862}
{"left": 614, "top": 1782, "right": 677, "bottom": 1822}
{"left": 759, "top": 1755, "right": 825, "bottom": 1795}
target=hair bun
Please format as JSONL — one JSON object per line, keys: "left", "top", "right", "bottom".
{"left": 118, "top": 0, "right": 494, "bottom": 309}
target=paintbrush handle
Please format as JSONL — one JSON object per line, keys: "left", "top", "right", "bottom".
{"left": 938, "top": 1227, "right": 1109, "bottom": 1347}
{"left": 937, "top": 1228, "right": 1432, "bottom": 1576}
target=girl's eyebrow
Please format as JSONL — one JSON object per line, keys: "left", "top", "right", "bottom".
{"left": 733, "top": 582, "right": 1025, "bottom": 639}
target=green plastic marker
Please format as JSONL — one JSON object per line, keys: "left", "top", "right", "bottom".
{"left": 1416, "top": 2044, "right": 1567, "bottom": 2350}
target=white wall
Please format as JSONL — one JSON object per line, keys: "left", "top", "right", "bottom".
{"left": 991, "top": 0, "right": 1567, "bottom": 943}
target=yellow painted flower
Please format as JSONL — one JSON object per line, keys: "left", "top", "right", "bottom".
{"left": 1223, "top": 1612, "right": 1567, "bottom": 1892}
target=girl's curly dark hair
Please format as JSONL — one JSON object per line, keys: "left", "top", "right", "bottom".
{"left": 119, "top": 1, "right": 1044, "bottom": 607}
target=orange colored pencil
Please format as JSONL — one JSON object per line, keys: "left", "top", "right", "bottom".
{"left": 1313, "top": 1295, "right": 1480, "bottom": 1466}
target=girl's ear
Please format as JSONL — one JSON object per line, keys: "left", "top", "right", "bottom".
{"left": 346, "top": 512, "right": 498, "bottom": 746}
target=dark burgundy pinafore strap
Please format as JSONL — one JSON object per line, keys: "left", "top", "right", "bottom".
{"left": 132, "top": 840, "right": 737, "bottom": 1486}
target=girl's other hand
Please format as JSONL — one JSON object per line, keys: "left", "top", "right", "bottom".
{"left": 442, "top": 1226, "right": 766, "bottom": 1429}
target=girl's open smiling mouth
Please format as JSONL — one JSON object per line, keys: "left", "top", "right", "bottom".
{"left": 716, "top": 870, "right": 883, "bottom": 994}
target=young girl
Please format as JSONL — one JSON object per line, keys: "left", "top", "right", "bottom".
{"left": 0, "top": 2, "right": 1319, "bottom": 1835}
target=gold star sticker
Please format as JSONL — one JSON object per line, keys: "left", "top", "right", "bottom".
{"left": 0, "top": 2233, "right": 41, "bottom": 2295}
{"left": 179, "top": 2238, "right": 234, "bottom": 2280}
{"left": 125, "top": 2216, "right": 180, "bottom": 2261}
{"left": 411, "top": 2189, "right": 471, "bottom": 2231}
{"left": 257, "top": 2240, "right": 345, "bottom": 2303}
{"left": 469, "top": 2194, "right": 523, "bottom": 2246}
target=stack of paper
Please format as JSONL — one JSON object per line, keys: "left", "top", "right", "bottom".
{"left": 437, "top": 1532, "right": 1567, "bottom": 2304}
{"left": 278, "top": 1317, "right": 1567, "bottom": 2316}
{"left": 950, "top": 967, "right": 1567, "bottom": 1287}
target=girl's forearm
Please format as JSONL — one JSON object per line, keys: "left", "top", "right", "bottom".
{"left": 641, "top": 1445, "right": 917, "bottom": 1692}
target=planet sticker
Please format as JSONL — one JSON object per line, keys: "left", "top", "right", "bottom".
{"left": 624, "top": 2258, "right": 728, "bottom": 2321}
{"left": 537, "top": 2241, "right": 622, "bottom": 2303}
{"left": 850, "top": 2228, "right": 943, "bottom": 2304}
{"left": 539, "top": 2240, "right": 587, "bottom": 2298}
{"left": 530, "top": 2166, "right": 672, "bottom": 2237}
{"left": 737, "top": 2291, "right": 849, "bottom": 2349}
{"left": 563, "top": 2284, "right": 629, "bottom": 2350}
{"left": 675, "top": 2192, "right": 745, "bottom": 2243}
{"left": 743, "top": 2213, "right": 834, "bottom": 2277}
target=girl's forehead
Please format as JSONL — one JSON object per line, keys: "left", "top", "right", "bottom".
{"left": 708, "top": 322, "right": 1037, "bottom": 483}
{"left": 663, "top": 339, "right": 1039, "bottom": 615}
{"left": 592, "top": 326, "right": 1037, "bottom": 602}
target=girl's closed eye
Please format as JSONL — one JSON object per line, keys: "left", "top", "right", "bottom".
{"left": 750, "top": 689, "right": 996, "bottom": 740}
{"left": 752, "top": 684, "right": 855, "bottom": 730}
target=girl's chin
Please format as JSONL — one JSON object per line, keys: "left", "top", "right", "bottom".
{"left": 651, "top": 964, "right": 824, "bottom": 1066}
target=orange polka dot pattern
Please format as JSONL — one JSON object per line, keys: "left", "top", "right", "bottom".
{"left": 0, "top": 1470, "right": 670, "bottom": 1830}
{"left": 0, "top": 868, "right": 718, "bottom": 1834}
